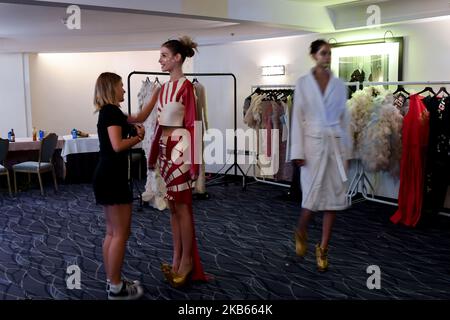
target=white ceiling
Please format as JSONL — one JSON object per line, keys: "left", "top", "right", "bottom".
{"left": 1, "top": 0, "right": 449, "bottom": 53}
{"left": 0, "top": 1, "right": 310, "bottom": 52}
{"left": 288, "top": 0, "right": 358, "bottom": 4}
{"left": 0, "top": 3, "right": 237, "bottom": 37}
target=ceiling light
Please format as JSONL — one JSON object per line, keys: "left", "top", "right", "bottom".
{"left": 261, "top": 65, "right": 285, "bottom": 76}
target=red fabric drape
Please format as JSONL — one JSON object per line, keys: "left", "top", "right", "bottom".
{"left": 390, "top": 94, "right": 430, "bottom": 227}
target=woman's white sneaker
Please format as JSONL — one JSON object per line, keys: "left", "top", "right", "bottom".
{"left": 107, "top": 280, "right": 144, "bottom": 300}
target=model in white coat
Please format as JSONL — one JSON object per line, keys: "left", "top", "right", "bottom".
{"left": 288, "top": 39, "right": 352, "bottom": 272}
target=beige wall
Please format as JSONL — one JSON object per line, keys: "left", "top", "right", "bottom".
{"left": 28, "top": 50, "right": 193, "bottom": 136}
{"left": 0, "top": 53, "right": 31, "bottom": 138}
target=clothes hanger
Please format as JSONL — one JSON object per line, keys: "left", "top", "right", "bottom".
{"left": 269, "top": 89, "right": 276, "bottom": 100}
{"left": 192, "top": 77, "right": 199, "bottom": 84}
{"left": 276, "top": 90, "right": 286, "bottom": 101}
{"left": 154, "top": 77, "right": 161, "bottom": 85}
{"left": 262, "top": 89, "right": 275, "bottom": 101}
{"left": 393, "top": 85, "right": 410, "bottom": 96}
{"left": 251, "top": 87, "right": 262, "bottom": 96}
{"left": 435, "top": 86, "right": 449, "bottom": 97}
{"left": 416, "top": 86, "right": 436, "bottom": 96}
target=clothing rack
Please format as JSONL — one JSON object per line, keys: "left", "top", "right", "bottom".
{"left": 127, "top": 71, "right": 246, "bottom": 205}
{"left": 251, "top": 84, "right": 295, "bottom": 89}
{"left": 344, "top": 81, "right": 363, "bottom": 87}
{"left": 248, "top": 85, "right": 295, "bottom": 189}
{"left": 348, "top": 80, "right": 450, "bottom": 218}
{"left": 247, "top": 81, "right": 361, "bottom": 189}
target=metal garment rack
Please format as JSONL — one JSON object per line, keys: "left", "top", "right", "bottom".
{"left": 347, "top": 81, "right": 450, "bottom": 216}
{"left": 247, "top": 84, "right": 295, "bottom": 188}
{"left": 247, "top": 82, "right": 360, "bottom": 189}
{"left": 126, "top": 71, "right": 247, "bottom": 204}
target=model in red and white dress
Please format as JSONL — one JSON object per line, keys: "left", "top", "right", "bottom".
{"left": 130, "top": 37, "right": 208, "bottom": 287}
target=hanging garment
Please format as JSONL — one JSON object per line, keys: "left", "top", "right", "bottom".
{"left": 360, "top": 92, "right": 403, "bottom": 176}
{"left": 137, "top": 80, "right": 167, "bottom": 211}
{"left": 270, "top": 100, "right": 292, "bottom": 181}
{"left": 347, "top": 86, "right": 383, "bottom": 159}
{"left": 281, "top": 99, "right": 290, "bottom": 143}
{"left": 244, "top": 90, "right": 294, "bottom": 182}
{"left": 244, "top": 93, "right": 265, "bottom": 129}
{"left": 390, "top": 94, "right": 430, "bottom": 227}
{"left": 288, "top": 70, "right": 351, "bottom": 211}
{"left": 262, "top": 100, "right": 274, "bottom": 157}
{"left": 393, "top": 92, "right": 409, "bottom": 116}
{"left": 193, "top": 81, "right": 209, "bottom": 194}
{"left": 421, "top": 95, "right": 450, "bottom": 219}
{"left": 279, "top": 97, "right": 294, "bottom": 182}
{"left": 242, "top": 95, "right": 252, "bottom": 119}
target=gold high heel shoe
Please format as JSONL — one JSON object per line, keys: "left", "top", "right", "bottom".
{"left": 170, "top": 266, "right": 193, "bottom": 288}
{"left": 295, "top": 230, "right": 308, "bottom": 257}
{"left": 315, "top": 244, "right": 328, "bottom": 272}
{"left": 161, "top": 263, "right": 174, "bottom": 282}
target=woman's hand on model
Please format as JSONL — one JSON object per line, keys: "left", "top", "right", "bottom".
{"left": 294, "top": 159, "right": 305, "bottom": 167}
{"left": 135, "top": 124, "right": 145, "bottom": 140}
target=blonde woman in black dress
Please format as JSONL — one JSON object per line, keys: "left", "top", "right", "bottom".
{"left": 93, "top": 72, "right": 145, "bottom": 299}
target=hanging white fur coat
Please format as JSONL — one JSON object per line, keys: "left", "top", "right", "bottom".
{"left": 193, "top": 81, "right": 209, "bottom": 194}
{"left": 288, "top": 70, "right": 352, "bottom": 211}
{"left": 138, "top": 79, "right": 167, "bottom": 211}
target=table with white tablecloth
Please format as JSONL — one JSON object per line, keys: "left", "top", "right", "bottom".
{"left": 61, "top": 134, "right": 143, "bottom": 183}
{"left": 61, "top": 134, "right": 100, "bottom": 162}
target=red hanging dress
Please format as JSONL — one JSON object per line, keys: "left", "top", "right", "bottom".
{"left": 390, "top": 94, "right": 430, "bottom": 227}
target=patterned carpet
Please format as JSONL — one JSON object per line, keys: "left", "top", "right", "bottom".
{"left": 0, "top": 180, "right": 449, "bottom": 300}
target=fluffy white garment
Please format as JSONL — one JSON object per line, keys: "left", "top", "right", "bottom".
{"left": 349, "top": 86, "right": 403, "bottom": 176}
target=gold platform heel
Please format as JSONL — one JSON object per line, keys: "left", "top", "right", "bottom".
{"left": 294, "top": 230, "right": 308, "bottom": 257}
{"left": 170, "top": 267, "right": 193, "bottom": 288}
{"left": 315, "top": 244, "right": 329, "bottom": 272}
{"left": 161, "top": 263, "right": 174, "bottom": 282}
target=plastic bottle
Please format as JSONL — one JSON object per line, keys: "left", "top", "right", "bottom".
{"left": 32, "top": 127, "right": 37, "bottom": 141}
{"left": 72, "top": 128, "right": 78, "bottom": 139}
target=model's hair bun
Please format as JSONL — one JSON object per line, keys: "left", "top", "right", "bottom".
{"left": 179, "top": 35, "right": 198, "bottom": 58}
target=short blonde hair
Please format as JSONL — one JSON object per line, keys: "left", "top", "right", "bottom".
{"left": 94, "top": 72, "right": 122, "bottom": 111}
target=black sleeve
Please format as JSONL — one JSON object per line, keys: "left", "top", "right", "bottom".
{"left": 101, "top": 105, "right": 124, "bottom": 128}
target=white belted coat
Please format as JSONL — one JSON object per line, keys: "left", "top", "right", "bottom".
{"left": 288, "top": 70, "right": 352, "bottom": 211}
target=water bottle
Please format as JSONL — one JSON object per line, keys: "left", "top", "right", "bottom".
{"left": 39, "top": 130, "right": 44, "bottom": 141}
{"left": 72, "top": 128, "right": 78, "bottom": 139}
{"left": 8, "top": 131, "right": 11, "bottom": 142}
